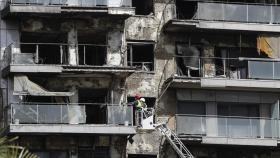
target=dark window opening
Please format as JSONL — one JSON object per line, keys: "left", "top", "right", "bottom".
{"left": 127, "top": 43, "right": 154, "bottom": 71}
{"left": 176, "top": 0, "right": 197, "bottom": 19}
{"left": 132, "top": 0, "right": 153, "bottom": 15}
{"left": 177, "top": 101, "right": 206, "bottom": 115}
{"left": 78, "top": 147, "right": 110, "bottom": 158}
{"left": 176, "top": 33, "right": 265, "bottom": 79}
{"left": 78, "top": 89, "right": 107, "bottom": 124}
{"left": 32, "top": 150, "right": 68, "bottom": 158}
{"left": 214, "top": 47, "right": 263, "bottom": 79}
{"left": 217, "top": 103, "right": 260, "bottom": 117}
{"left": 23, "top": 96, "right": 66, "bottom": 104}
{"left": 20, "top": 32, "right": 68, "bottom": 65}
{"left": 176, "top": 43, "right": 201, "bottom": 77}
{"left": 128, "top": 154, "right": 157, "bottom": 158}
{"left": 78, "top": 32, "right": 107, "bottom": 66}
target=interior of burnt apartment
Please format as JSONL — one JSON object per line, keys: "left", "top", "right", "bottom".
{"left": 19, "top": 30, "right": 107, "bottom": 66}
{"left": 78, "top": 31, "right": 107, "bottom": 66}
{"left": 176, "top": 0, "right": 280, "bottom": 20}
{"left": 20, "top": 32, "right": 68, "bottom": 65}
{"left": 132, "top": 0, "right": 153, "bottom": 15}
{"left": 15, "top": 75, "right": 110, "bottom": 124}
{"left": 127, "top": 43, "right": 154, "bottom": 71}
{"left": 176, "top": 32, "right": 277, "bottom": 79}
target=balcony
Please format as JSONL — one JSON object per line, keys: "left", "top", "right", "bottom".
{"left": 5, "top": 103, "right": 135, "bottom": 135}
{"left": 165, "top": 1, "right": 280, "bottom": 32}
{"left": 169, "top": 56, "right": 280, "bottom": 91}
{"left": 2, "top": 0, "right": 135, "bottom": 18}
{"left": 176, "top": 114, "right": 278, "bottom": 146}
{"left": 2, "top": 43, "right": 136, "bottom": 75}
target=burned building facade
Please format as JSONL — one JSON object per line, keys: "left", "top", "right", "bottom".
{"left": 1, "top": 0, "right": 280, "bottom": 158}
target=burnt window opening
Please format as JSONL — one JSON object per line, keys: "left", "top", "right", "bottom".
{"left": 176, "top": 0, "right": 198, "bottom": 19}
{"left": 78, "top": 32, "right": 107, "bottom": 66}
{"left": 176, "top": 35, "right": 264, "bottom": 79}
{"left": 132, "top": 0, "right": 153, "bottom": 15}
{"left": 20, "top": 32, "right": 68, "bottom": 65}
{"left": 127, "top": 43, "right": 154, "bottom": 71}
{"left": 78, "top": 89, "right": 107, "bottom": 124}
{"left": 176, "top": 43, "right": 201, "bottom": 77}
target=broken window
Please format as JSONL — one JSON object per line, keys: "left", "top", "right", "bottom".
{"left": 132, "top": 0, "right": 153, "bottom": 15}
{"left": 78, "top": 89, "right": 107, "bottom": 124}
{"left": 176, "top": 0, "right": 198, "bottom": 19}
{"left": 78, "top": 32, "right": 107, "bottom": 66}
{"left": 20, "top": 32, "right": 68, "bottom": 65}
{"left": 127, "top": 43, "right": 154, "bottom": 71}
{"left": 175, "top": 32, "right": 270, "bottom": 79}
{"left": 176, "top": 43, "right": 201, "bottom": 77}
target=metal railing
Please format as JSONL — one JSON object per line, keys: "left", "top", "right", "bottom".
{"left": 6, "top": 103, "right": 133, "bottom": 125}
{"left": 175, "top": 56, "right": 280, "bottom": 80}
{"left": 176, "top": 114, "right": 278, "bottom": 139}
{"left": 179, "top": 1, "right": 280, "bottom": 24}
{"left": 9, "top": 0, "right": 132, "bottom": 7}
{"left": 7, "top": 43, "right": 108, "bottom": 66}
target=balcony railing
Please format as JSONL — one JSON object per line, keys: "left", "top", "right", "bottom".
{"left": 176, "top": 56, "right": 280, "bottom": 80}
{"left": 5, "top": 43, "right": 109, "bottom": 66}
{"left": 9, "top": 0, "right": 132, "bottom": 7}
{"left": 182, "top": 1, "right": 280, "bottom": 24}
{"left": 6, "top": 103, "right": 133, "bottom": 126}
{"left": 176, "top": 114, "right": 278, "bottom": 139}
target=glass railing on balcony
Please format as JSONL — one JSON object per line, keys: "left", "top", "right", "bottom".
{"left": 4, "top": 43, "right": 109, "bottom": 66}
{"left": 176, "top": 114, "right": 278, "bottom": 139}
{"left": 9, "top": 0, "right": 132, "bottom": 7}
{"left": 176, "top": 56, "right": 280, "bottom": 80}
{"left": 5, "top": 103, "right": 133, "bottom": 126}
{"left": 183, "top": 2, "right": 280, "bottom": 24}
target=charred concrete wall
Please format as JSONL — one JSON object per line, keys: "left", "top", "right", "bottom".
{"left": 124, "top": 1, "right": 178, "bottom": 158}
{"left": 125, "top": 2, "right": 176, "bottom": 98}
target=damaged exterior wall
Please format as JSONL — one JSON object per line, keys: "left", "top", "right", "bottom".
{"left": 0, "top": 0, "right": 136, "bottom": 157}
{"left": 125, "top": 2, "right": 176, "bottom": 98}
{"left": 2, "top": 0, "right": 280, "bottom": 158}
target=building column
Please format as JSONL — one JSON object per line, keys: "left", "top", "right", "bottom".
{"left": 260, "top": 104, "right": 271, "bottom": 138}
{"left": 107, "top": 30, "right": 125, "bottom": 66}
{"left": 206, "top": 102, "right": 218, "bottom": 137}
{"left": 68, "top": 25, "right": 78, "bottom": 66}
{"left": 202, "top": 46, "right": 215, "bottom": 77}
